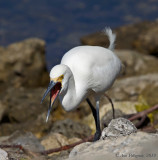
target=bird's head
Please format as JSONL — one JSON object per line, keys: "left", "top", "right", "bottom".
{"left": 41, "top": 64, "right": 71, "bottom": 122}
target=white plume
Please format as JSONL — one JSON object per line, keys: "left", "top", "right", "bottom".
{"left": 103, "top": 27, "right": 116, "bottom": 51}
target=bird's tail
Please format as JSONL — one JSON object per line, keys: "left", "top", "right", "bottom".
{"left": 103, "top": 27, "right": 116, "bottom": 51}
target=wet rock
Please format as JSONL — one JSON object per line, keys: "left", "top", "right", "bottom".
{"left": 51, "top": 119, "right": 92, "bottom": 139}
{"left": 0, "top": 38, "right": 49, "bottom": 91}
{"left": 0, "top": 149, "right": 8, "bottom": 160}
{"left": 101, "top": 118, "right": 137, "bottom": 139}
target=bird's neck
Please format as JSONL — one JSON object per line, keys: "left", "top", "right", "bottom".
{"left": 59, "top": 74, "right": 84, "bottom": 111}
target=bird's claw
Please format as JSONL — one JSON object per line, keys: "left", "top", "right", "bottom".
{"left": 93, "top": 130, "right": 101, "bottom": 142}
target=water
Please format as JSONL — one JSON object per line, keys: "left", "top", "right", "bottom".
{"left": 0, "top": 0, "right": 158, "bottom": 70}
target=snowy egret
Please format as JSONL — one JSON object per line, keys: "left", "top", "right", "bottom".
{"left": 41, "top": 28, "right": 122, "bottom": 141}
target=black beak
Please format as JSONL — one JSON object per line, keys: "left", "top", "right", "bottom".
{"left": 41, "top": 81, "right": 56, "bottom": 104}
{"left": 41, "top": 81, "right": 59, "bottom": 122}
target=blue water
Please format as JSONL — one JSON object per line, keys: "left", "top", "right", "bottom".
{"left": 0, "top": 0, "right": 158, "bottom": 70}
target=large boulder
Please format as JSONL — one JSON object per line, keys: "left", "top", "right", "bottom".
{"left": 0, "top": 38, "right": 49, "bottom": 91}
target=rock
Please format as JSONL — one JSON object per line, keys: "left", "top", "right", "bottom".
{"left": 133, "top": 24, "right": 158, "bottom": 56}
{"left": 68, "top": 117, "right": 158, "bottom": 160}
{"left": 80, "top": 31, "right": 110, "bottom": 48}
{"left": 51, "top": 119, "right": 92, "bottom": 139}
{"left": 101, "top": 118, "right": 137, "bottom": 139}
{"left": 0, "top": 131, "right": 46, "bottom": 160}
{"left": 68, "top": 132, "right": 158, "bottom": 160}
{"left": 1, "top": 131, "right": 44, "bottom": 152}
{"left": 115, "top": 21, "right": 158, "bottom": 51}
{"left": 115, "top": 50, "right": 158, "bottom": 77}
{"left": 80, "top": 20, "right": 158, "bottom": 56}
{"left": 41, "top": 132, "right": 81, "bottom": 150}
{"left": 0, "top": 149, "right": 8, "bottom": 160}
{"left": 0, "top": 38, "right": 49, "bottom": 91}
{"left": 80, "top": 21, "right": 150, "bottom": 49}
{"left": 0, "top": 101, "right": 7, "bottom": 121}
{"left": 107, "top": 73, "right": 158, "bottom": 105}
{"left": 41, "top": 132, "right": 69, "bottom": 150}
{"left": 41, "top": 132, "right": 81, "bottom": 159}
{"left": 0, "top": 87, "right": 55, "bottom": 137}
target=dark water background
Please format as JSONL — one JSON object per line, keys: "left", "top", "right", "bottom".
{"left": 0, "top": 0, "right": 158, "bottom": 70}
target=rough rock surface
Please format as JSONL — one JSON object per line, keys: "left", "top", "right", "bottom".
{"left": 0, "top": 38, "right": 49, "bottom": 91}
{"left": 68, "top": 132, "right": 158, "bottom": 160}
{"left": 101, "top": 118, "right": 137, "bottom": 139}
{"left": 68, "top": 118, "right": 158, "bottom": 160}
{"left": 0, "top": 149, "right": 8, "bottom": 160}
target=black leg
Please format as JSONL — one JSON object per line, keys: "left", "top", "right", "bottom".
{"left": 104, "top": 93, "right": 115, "bottom": 119}
{"left": 86, "top": 98, "right": 101, "bottom": 141}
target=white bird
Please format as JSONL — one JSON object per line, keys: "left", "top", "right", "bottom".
{"left": 41, "top": 28, "right": 122, "bottom": 141}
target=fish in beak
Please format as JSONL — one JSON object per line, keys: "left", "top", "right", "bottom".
{"left": 41, "top": 80, "right": 62, "bottom": 122}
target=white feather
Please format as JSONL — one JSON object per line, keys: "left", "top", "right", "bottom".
{"left": 103, "top": 27, "right": 116, "bottom": 51}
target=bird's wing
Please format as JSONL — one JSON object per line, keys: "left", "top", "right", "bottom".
{"left": 61, "top": 46, "right": 121, "bottom": 93}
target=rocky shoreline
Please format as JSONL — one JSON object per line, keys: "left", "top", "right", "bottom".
{"left": 0, "top": 20, "right": 158, "bottom": 160}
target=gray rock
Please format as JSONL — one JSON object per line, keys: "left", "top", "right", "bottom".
{"left": 68, "top": 131, "right": 158, "bottom": 160}
{"left": 51, "top": 119, "right": 92, "bottom": 139}
{"left": 101, "top": 118, "right": 137, "bottom": 139}
{"left": 3, "top": 131, "right": 45, "bottom": 152}
{"left": 0, "top": 149, "right": 8, "bottom": 160}
{"left": 0, "top": 38, "right": 49, "bottom": 91}
{"left": 0, "top": 131, "right": 46, "bottom": 160}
